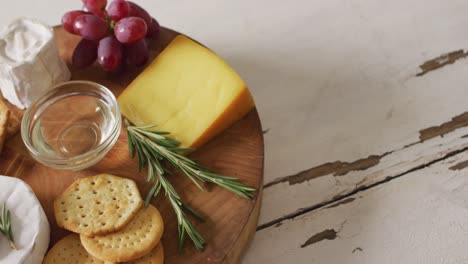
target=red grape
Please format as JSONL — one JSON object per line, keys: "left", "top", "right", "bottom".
{"left": 98, "top": 36, "right": 123, "bottom": 71}
{"left": 108, "top": 0, "right": 129, "bottom": 21}
{"left": 114, "top": 17, "right": 147, "bottom": 43}
{"left": 73, "top": 14, "right": 109, "bottom": 41}
{"left": 125, "top": 39, "right": 149, "bottom": 66}
{"left": 127, "top": 1, "right": 152, "bottom": 25}
{"left": 83, "top": 5, "right": 106, "bottom": 19}
{"left": 146, "top": 18, "right": 160, "bottom": 39}
{"left": 72, "top": 39, "right": 98, "bottom": 68}
{"left": 82, "top": 0, "right": 107, "bottom": 10}
{"left": 62, "top": 10, "right": 86, "bottom": 34}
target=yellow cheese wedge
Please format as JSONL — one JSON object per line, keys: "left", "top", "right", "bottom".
{"left": 118, "top": 35, "right": 254, "bottom": 148}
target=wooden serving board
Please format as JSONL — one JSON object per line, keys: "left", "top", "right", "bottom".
{"left": 0, "top": 26, "right": 264, "bottom": 264}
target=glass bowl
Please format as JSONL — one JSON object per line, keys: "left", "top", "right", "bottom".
{"left": 21, "top": 81, "right": 121, "bottom": 170}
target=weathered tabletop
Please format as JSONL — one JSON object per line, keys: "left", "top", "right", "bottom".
{"left": 242, "top": 1, "right": 468, "bottom": 263}
{"left": 2, "top": 0, "right": 468, "bottom": 263}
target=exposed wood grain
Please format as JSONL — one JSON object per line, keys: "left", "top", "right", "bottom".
{"left": 259, "top": 124, "right": 468, "bottom": 226}
{"left": 419, "top": 112, "right": 468, "bottom": 142}
{"left": 416, "top": 50, "right": 468, "bottom": 76}
{"left": 0, "top": 26, "right": 264, "bottom": 264}
{"left": 265, "top": 155, "right": 385, "bottom": 188}
{"left": 300, "top": 229, "right": 337, "bottom": 248}
{"left": 245, "top": 150, "right": 468, "bottom": 264}
{"left": 448, "top": 159, "right": 468, "bottom": 170}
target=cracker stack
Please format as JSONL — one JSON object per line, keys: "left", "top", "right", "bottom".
{"left": 44, "top": 174, "right": 165, "bottom": 264}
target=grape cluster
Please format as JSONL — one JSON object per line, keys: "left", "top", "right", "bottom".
{"left": 62, "top": 0, "right": 160, "bottom": 71}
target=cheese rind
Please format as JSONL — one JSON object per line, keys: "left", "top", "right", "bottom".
{"left": 118, "top": 35, "right": 254, "bottom": 148}
{"left": 0, "top": 176, "right": 50, "bottom": 264}
{"left": 0, "top": 18, "right": 71, "bottom": 109}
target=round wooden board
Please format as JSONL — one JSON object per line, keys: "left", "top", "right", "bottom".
{"left": 0, "top": 27, "right": 264, "bottom": 264}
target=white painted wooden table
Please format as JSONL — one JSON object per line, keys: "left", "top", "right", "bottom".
{"left": 3, "top": 0, "right": 468, "bottom": 263}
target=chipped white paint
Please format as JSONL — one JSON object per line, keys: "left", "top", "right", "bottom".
{"left": 245, "top": 151, "right": 468, "bottom": 263}
{"left": 260, "top": 127, "right": 468, "bottom": 225}
{"left": 4, "top": 0, "right": 468, "bottom": 263}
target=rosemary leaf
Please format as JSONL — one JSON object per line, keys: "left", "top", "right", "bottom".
{"left": 181, "top": 202, "right": 206, "bottom": 222}
{"left": 126, "top": 121, "right": 256, "bottom": 251}
{"left": 0, "top": 203, "right": 16, "bottom": 250}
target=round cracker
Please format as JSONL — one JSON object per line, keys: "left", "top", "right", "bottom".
{"left": 43, "top": 234, "right": 114, "bottom": 264}
{"left": 54, "top": 174, "right": 143, "bottom": 236}
{"left": 81, "top": 205, "right": 164, "bottom": 262}
{"left": 126, "top": 243, "right": 164, "bottom": 264}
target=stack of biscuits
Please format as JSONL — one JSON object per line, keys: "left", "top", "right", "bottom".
{"left": 43, "top": 174, "right": 165, "bottom": 264}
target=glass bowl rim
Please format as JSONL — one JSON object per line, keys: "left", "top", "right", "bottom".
{"left": 21, "top": 80, "right": 121, "bottom": 166}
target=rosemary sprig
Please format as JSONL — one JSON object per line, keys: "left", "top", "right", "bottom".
{"left": 0, "top": 203, "right": 16, "bottom": 250}
{"left": 125, "top": 120, "right": 256, "bottom": 251}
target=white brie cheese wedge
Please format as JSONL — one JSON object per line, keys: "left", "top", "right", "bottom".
{"left": 0, "top": 176, "right": 50, "bottom": 264}
{"left": 0, "top": 18, "right": 71, "bottom": 109}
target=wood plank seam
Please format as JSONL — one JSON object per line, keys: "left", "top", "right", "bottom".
{"left": 259, "top": 110, "right": 468, "bottom": 227}
{"left": 257, "top": 144, "right": 468, "bottom": 231}
{"left": 245, "top": 149, "right": 468, "bottom": 264}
